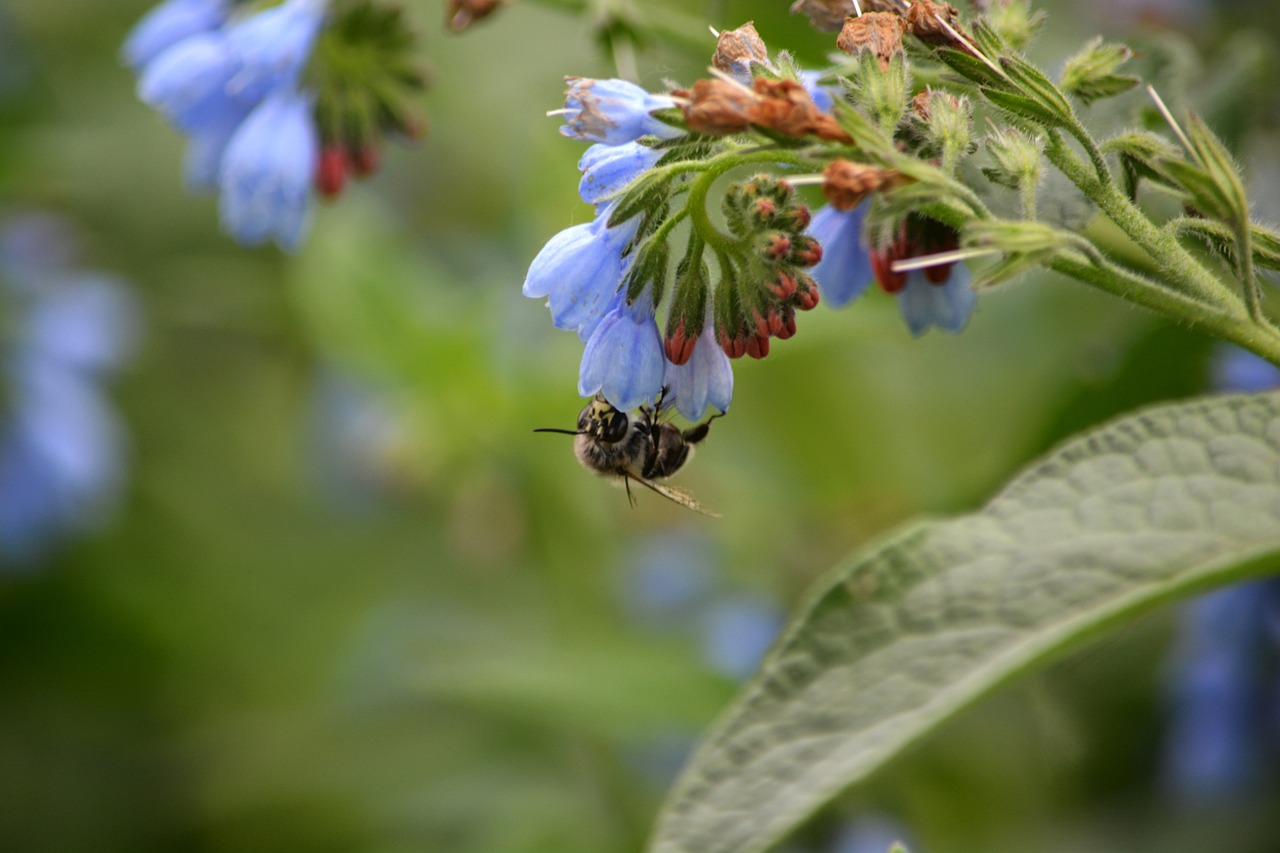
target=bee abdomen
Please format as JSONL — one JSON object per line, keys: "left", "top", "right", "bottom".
{"left": 643, "top": 423, "right": 691, "bottom": 479}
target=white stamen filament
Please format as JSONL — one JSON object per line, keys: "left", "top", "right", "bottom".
{"left": 1147, "top": 85, "right": 1194, "bottom": 155}
{"left": 709, "top": 26, "right": 720, "bottom": 38}
{"left": 890, "top": 246, "right": 999, "bottom": 273}
{"left": 784, "top": 174, "right": 826, "bottom": 186}
{"left": 545, "top": 108, "right": 572, "bottom": 117}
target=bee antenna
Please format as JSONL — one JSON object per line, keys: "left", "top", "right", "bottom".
{"left": 532, "top": 428, "right": 583, "bottom": 436}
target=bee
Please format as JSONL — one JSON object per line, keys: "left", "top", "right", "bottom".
{"left": 535, "top": 389, "right": 724, "bottom": 516}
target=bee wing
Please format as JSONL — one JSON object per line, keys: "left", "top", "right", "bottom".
{"left": 631, "top": 476, "right": 721, "bottom": 518}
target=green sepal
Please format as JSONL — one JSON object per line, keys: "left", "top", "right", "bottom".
{"left": 999, "top": 54, "right": 1075, "bottom": 125}
{"left": 828, "top": 95, "right": 892, "bottom": 155}
{"left": 666, "top": 254, "right": 710, "bottom": 343}
{"left": 982, "top": 87, "right": 1065, "bottom": 127}
{"left": 934, "top": 47, "right": 1011, "bottom": 90}
{"left": 1060, "top": 36, "right": 1139, "bottom": 106}
{"left": 1173, "top": 217, "right": 1280, "bottom": 274}
{"left": 624, "top": 233, "right": 670, "bottom": 306}
{"left": 1158, "top": 159, "right": 1235, "bottom": 221}
{"left": 1184, "top": 113, "right": 1249, "bottom": 225}
{"left": 978, "top": 0, "right": 1045, "bottom": 52}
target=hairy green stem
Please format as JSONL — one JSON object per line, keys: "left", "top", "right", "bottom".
{"left": 1045, "top": 132, "right": 1236, "bottom": 310}
{"left": 683, "top": 148, "right": 812, "bottom": 254}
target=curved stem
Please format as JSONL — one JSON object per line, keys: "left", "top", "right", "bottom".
{"left": 682, "top": 148, "right": 814, "bottom": 255}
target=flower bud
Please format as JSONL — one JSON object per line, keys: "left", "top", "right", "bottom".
{"left": 793, "top": 273, "right": 820, "bottom": 310}
{"left": 316, "top": 144, "right": 348, "bottom": 198}
{"left": 664, "top": 258, "right": 710, "bottom": 366}
{"left": 744, "top": 333, "right": 770, "bottom": 359}
{"left": 446, "top": 0, "right": 504, "bottom": 31}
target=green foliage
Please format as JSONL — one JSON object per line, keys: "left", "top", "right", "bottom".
{"left": 652, "top": 391, "right": 1280, "bottom": 853}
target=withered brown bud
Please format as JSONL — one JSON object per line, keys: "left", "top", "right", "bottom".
{"left": 713, "top": 22, "right": 770, "bottom": 82}
{"left": 835, "top": 12, "right": 905, "bottom": 71}
{"left": 821, "top": 159, "right": 907, "bottom": 211}
{"left": 789, "top": 0, "right": 903, "bottom": 32}
{"left": 748, "top": 78, "right": 852, "bottom": 143}
{"left": 446, "top": 0, "right": 505, "bottom": 32}
{"left": 911, "top": 90, "right": 934, "bottom": 120}
{"left": 677, "top": 79, "right": 755, "bottom": 135}
{"left": 904, "top": 0, "right": 975, "bottom": 55}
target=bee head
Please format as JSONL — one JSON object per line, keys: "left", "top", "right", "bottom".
{"left": 578, "top": 396, "right": 629, "bottom": 443}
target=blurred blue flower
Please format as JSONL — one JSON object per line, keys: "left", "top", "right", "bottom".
{"left": 523, "top": 208, "right": 639, "bottom": 343}
{"left": 578, "top": 141, "right": 662, "bottom": 205}
{"left": 219, "top": 88, "right": 319, "bottom": 250}
{"left": 307, "top": 365, "right": 411, "bottom": 511}
{"left": 617, "top": 530, "right": 717, "bottom": 625}
{"left": 663, "top": 325, "right": 733, "bottom": 421}
{"left": 122, "top": 0, "right": 230, "bottom": 71}
{"left": 800, "top": 70, "right": 835, "bottom": 113}
{"left": 699, "top": 594, "right": 783, "bottom": 681}
{"left": 830, "top": 815, "right": 912, "bottom": 853}
{"left": 1211, "top": 345, "right": 1280, "bottom": 393}
{"left": 578, "top": 293, "right": 665, "bottom": 412}
{"left": 1163, "top": 580, "right": 1280, "bottom": 802}
{"left": 560, "top": 77, "right": 679, "bottom": 145}
{"left": 896, "top": 265, "right": 976, "bottom": 337}
{"left": 0, "top": 216, "right": 138, "bottom": 569}
{"left": 808, "top": 204, "right": 872, "bottom": 308}
{"left": 127, "top": 0, "right": 326, "bottom": 249}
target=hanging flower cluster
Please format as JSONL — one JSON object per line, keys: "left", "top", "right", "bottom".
{"left": 524, "top": 9, "right": 993, "bottom": 419}
{"left": 124, "top": 0, "right": 423, "bottom": 250}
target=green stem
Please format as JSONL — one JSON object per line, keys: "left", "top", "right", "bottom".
{"left": 1235, "top": 220, "right": 1265, "bottom": 324}
{"left": 682, "top": 148, "right": 813, "bottom": 255}
{"left": 1045, "top": 132, "right": 1236, "bottom": 310}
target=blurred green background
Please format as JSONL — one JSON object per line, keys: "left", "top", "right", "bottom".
{"left": 3, "top": 0, "right": 1280, "bottom": 850}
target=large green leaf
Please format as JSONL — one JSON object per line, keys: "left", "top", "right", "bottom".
{"left": 649, "top": 391, "right": 1280, "bottom": 853}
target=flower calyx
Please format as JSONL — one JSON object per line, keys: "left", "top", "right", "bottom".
{"left": 713, "top": 22, "right": 771, "bottom": 84}
{"left": 822, "top": 160, "right": 908, "bottom": 212}
{"left": 676, "top": 77, "right": 851, "bottom": 143}
{"left": 310, "top": 0, "right": 426, "bottom": 198}
{"left": 836, "top": 12, "right": 905, "bottom": 72}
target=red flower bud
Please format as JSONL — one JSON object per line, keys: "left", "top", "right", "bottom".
{"left": 316, "top": 145, "right": 348, "bottom": 198}
{"left": 791, "top": 204, "right": 811, "bottom": 230}
{"left": 745, "top": 333, "right": 771, "bottom": 359}
{"left": 776, "top": 307, "right": 797, "bottom": 340}
{"left": 763, "top": 232, "right": 791, "bottom": 262}
{"left": 719, "top": 329, "right": 748, "bottom": 359}
{"left": 791, "top": 235, "right": 823, "bottom": 267}
{"left": 871, "top": 247, "right": 906, "bottom": 293}
{"left": 924, "top": 260, "right": 954, "bottom": 285}
{"left": 664, "top": 321, "right": 698, "bottom": 366}
{"left": 753, "top": 198, "right": 777, "bottom": 222}
{"left": 794, "top": 274, "right": 820, "bottom": 310}
{"left": 769, "top": 271, "right": 797, "bottom": 300}
{"left": 351, "top": 144, "right": 380, "bottom": 178}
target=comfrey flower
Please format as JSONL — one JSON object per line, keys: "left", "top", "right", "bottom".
{"left": 870, "top": 215, "right": 976, "bottom": 336}
{"left": 126, "top": 0, "right": 424, "bottom": 249}
{"left": 0, "top": 215, "right": 138, "bottom": 568}
{"left": 578, "top": 293, "right": 666, "bottom": 413}
{"left": 807, "top": 204, "right": 872, "bottom": 307}
{"left": 559, "top": 77, "right": 680, "bottom": 145}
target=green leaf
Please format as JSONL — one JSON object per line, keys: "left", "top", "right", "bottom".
{"left": 982, "top": 87, "right": 1065, "bottom": 127}
{"left": 649, "top": 391, "right": 1280, "bottom": 853}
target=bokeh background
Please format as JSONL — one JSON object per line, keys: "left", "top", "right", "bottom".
{"left": 3, "top": 0, "right": 1280, "bottom": 850}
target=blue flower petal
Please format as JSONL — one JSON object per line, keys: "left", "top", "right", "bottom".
{"left": 223, "top": 0, "right": 325, "bottom": 103}
{"left": 24, "top": 274, "right": 139, "bottom": 374}
{"left": 123, "top": 0, "right": 230, "bottom": 71}
{"left": 138, "top": 30, "right": 242, "bottom": 131}
{"left": 578, "top": 142, "right": 661, "bottom": 205}
{"left": 560, "top": 77, "right": 679, "bottom": 145}
{"left": 808, "top": 204, "right": 872, "bottom": 308}
{"left": 799, "top": 69, "right": 835, "bottom": 113}
{"left": 523, "top": 212, "right": 637, "bottom": 341}
{"left": 664, "top": 325, "right": 733, "bottom": 421}
{"left": 218, "top": 88, "right": 318, "bottom": 251}
{"left": 579, "top": 297, "right": 665, "bottom": 412}
{"left": 896, "top": 266, "right": 976, "bottom": 336}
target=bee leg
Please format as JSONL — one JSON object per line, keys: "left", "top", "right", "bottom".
{"left": 682, "top": 411, "right": 726, "bottom": 446}
{"left": 623, "top": 474, "right": 637, "bottom": 508}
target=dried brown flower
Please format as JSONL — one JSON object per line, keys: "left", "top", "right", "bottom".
{"left": 713, "top": 22, "right": 770, "bottom": 81}
{"left": 676, "top": 79, "right": 755, "bottom": 135}
{"left": 821, "top": 159, "right": 907, "bottom": 210}
{"left": 835, "top": 12, "right": 905, "bottom": 71}
{"left": 904, "top": 0, "right": 975, "bottom": 55}
{"left": 749, "top": 78, "right": 852, "bottom": 143}
{"left": 789, "top": 0, "right": 903, "bottom": 32}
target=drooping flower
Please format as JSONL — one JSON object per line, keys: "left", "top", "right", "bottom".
{"left": 578, "top": 293, "right": 665, "bottom": 412}
{"left": 578, "top": 141, "right": 662, "bottom": 205}
{"left": 663, "top": 325, "right": 733, "bottom": 421}
{"left": 871, "top": 216, "right": 976, "bottom": 336}
{"left": 221, "top": 0, "right": 326, "bottom": 105}
{"left": 522, "top": 208, "right": 639, "bottom": 341}
{"left": 699, "top": 595, "right": 782, "bottom": 681}
{"left": 137, "top": 29, "right": 244, "bottom": 132}
{"left": 807, "top": 204, "right": 872, "bottom": 307}
{"left": 894, "top": 266, "right": 976, "bottom": 336}
{"left": 218, "top": 87, "right": 320, "bottom": 250}
{"left": 560, "top": 77, "right": 680, "bottom": 145}
{"left": 122, "top": 0, "right": 230, "bottom": 71}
